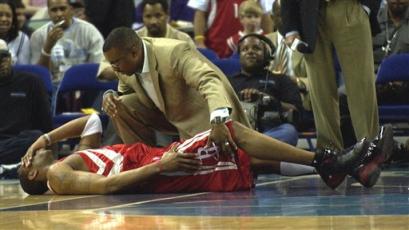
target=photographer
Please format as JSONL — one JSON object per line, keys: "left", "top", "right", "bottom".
{"left": 230, "top": 34, "right": 303, "bottom": 146}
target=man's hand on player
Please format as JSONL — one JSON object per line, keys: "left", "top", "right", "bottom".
{"left": 207, "top": 123, "right": 237, "bottom": 155}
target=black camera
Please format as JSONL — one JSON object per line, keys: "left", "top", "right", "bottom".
{"left": 256, "top": 95, "right": 283, "bottom": 131}
{"left": 255, "top": 95, "right": 300, "bottom": 131}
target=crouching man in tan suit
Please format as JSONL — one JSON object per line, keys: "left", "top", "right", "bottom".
{"left": 100, "top": 27, "right": 250, "bottom": 153}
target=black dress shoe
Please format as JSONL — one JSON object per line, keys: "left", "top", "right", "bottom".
{"left": 351, "top": 124, "right": 394, "bottom": 188}
{"left": 313, "top": 138, "right": 370, "bottom": 189}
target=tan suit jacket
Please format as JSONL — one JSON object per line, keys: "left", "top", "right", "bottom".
{"left": 136, "top": 24, "right": 195, "bottom": 48}
{"left": 101, "top": 37, "right": 250, "bottom": 139}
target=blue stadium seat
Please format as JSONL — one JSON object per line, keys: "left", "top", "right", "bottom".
{"left": 376, "top": 54, "right": 409, "bottom": 84}
{"left": 13, "top": 64, "right": 53, "bottom": 97}
{"left": 376, "top": 54, "right": 409, "bottom": 130}
{"left": 53, "top": 63, "right": 118, "bottom": 127}
{"left": 198, "top": 48, "right": 219, "bottom": 60}
{"left": 213, "top": 58, "right": 241, "bottom": 77}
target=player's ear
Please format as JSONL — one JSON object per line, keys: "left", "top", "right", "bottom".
{"left": 27, "top": 169, "right": 39, "bottom": 181}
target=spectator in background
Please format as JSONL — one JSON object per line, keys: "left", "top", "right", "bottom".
{"left": 373, "top": 0, "right": 409, "bottom": 68}
{"left": 230, "top": 34, "right": 302, "bottom": 146}
{"left": 69, "top": 0, "right": 87, "bottom": 21}
{"left": 188, "top": 0, "right": 274, "bottom": 58}
{"left": 225, "top": 0, "right": 265, "bottom": 57}
{"left": 0, "top": 39, "right": 52, "bottom": 177}
{"left": 14, "top": 0, "right": 34, "bottom": 36}
{"left": 30, "top": 0, "right": 104, "bottom": 83}
{"left": 230, "top": 35, "right": 315, "bottom": 176}
{"left": 265, "top": 0, "right": 296, "bottom": 77}
{"left": 373, "top": 1, "right": 409, "bottom": 162}
{"left": 21, "top": 0, "right": 46, "bottom": 16}
{"left": 98, "top": 0, "right": 195, "bottom": 82}
{"left": 137, "top": 0, "right": 194, "bottom": 47}
{"left": 84, "top": 0, "right": 135, "bottom": 38}
{"left": 0, "top": 0, "right": 30, "bottom": 64}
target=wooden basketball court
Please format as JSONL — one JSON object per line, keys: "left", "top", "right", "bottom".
{"left": 1, "top": 165, "right": 408, "bottom": 229}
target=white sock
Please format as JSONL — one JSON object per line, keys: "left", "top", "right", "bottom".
{"left": 280, "top": 162, "right": 315, "bottom": 176}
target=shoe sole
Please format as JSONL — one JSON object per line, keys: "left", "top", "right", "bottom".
{"left": 355, "top": 125, "right": 394, "bottom": 188}
{"left": 355, "top": 162, "right": 381, "bottom": 188}
{"left": 325, "top": 173, "right": 346, "bottom": 189}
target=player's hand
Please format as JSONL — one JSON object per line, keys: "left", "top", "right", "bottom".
{"left": 159, "top": 146, "right": 201, "bottom": 173}
{"left": 207, "top": 123, "right": 237, "bottom": 155}
{"left": 102, "top": 92, "right": 121, "bottom": 118}
{"left": 22, "top": 135, "right": 47, "bottom": 167}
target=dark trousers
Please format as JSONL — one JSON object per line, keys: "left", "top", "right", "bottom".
{"left": 0, "top": 130, "right": 43, "bottom": 164}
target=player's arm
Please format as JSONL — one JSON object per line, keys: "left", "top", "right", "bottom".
{"left": 22, "top": 115, "right": 101, "bottom": 167}
{"left": 48, "top": 149, "right": 201, "bottom": 195}
{"left": 48, "top": 160, "right": 162, "bottom": 194}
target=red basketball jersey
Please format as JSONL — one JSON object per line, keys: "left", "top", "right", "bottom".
{"left": 77, "top": 122, "right": 254, "bottom": 193}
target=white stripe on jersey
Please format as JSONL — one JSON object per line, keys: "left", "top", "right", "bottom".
{"left": 81, "top": 150, "right": 107, "bottom": 175}
{"left": 177, "top": 129, "right": 211, "bottom": 153}
{"left": 81, "top": 148, "right": 124, "bottom": 176}
{"left": 167, "top": 128, "right": 240, "bottom": 177}
{"left": 95, "top": 148, "right": 124, "bottom": 176}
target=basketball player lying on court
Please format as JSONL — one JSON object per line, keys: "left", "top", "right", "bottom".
{"left": 19, "top": 114, "right": 393, "bottom": 195}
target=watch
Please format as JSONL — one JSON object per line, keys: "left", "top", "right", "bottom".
{"left": 211, "top": 116, "right": 228, "bottom": 125}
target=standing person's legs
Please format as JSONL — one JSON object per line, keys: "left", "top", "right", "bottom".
{"left": 330, "top": 0, "right": 379, "bottom": 141}
{"left": 304, "top": 6, "right": 343, "bottom": 150}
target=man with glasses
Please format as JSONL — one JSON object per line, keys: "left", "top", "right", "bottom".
{"left": 99, "top": 27, "right": 250, "bottom": 155}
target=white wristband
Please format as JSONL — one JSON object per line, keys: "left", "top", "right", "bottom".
{"left": 41, "top": 48, "right": 51, "bottom": 57}
{"left": 43, "top": 133, "right": 52, "bottom": 146}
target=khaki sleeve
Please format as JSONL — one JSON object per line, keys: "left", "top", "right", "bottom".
{"left": 172, "top": 43, "right": 231, "bottom": 112}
